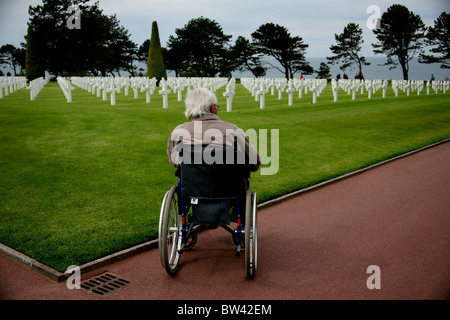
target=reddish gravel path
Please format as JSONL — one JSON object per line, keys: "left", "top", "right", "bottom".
{"left": 1, "top": 141, "right": 449, "bottom": 300}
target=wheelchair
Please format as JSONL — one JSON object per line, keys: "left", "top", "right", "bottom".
{"left": 158, "top": 144, "right": 258, "bottom": 279}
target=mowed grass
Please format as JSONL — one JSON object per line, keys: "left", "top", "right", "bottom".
{"left": 0, "top": 80, "right": 449, "bottom": 272}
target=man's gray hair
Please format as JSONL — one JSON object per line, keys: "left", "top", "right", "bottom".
{"left": 184, "top": 88, "right": 218, "bottom": 120}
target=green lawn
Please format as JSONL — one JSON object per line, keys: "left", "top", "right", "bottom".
{"left": 1, "top": 80, "right": 449, "bottom": 272}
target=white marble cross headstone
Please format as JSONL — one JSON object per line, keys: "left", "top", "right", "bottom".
{"left": 276, "top": 80, "right": 286, "bottom": 100}
{"left": 258, "top": 83, "right": 269, "bottom": 110}
{"left": 131, "top": 81, "right": 139, "bottom": 99}
{"left": 101, "top": 80, "right": 109, "bottom": 101}
{"left": 332, "top": 80, "right": 338, "bottom": 102}
{"left": 366, "top": 80, "right": 372, "bottom": 99}
{"left": 297, "top": 79, "right": 304, "bottom": 98}
{"left": 159, "top": 79, "right": 171, "bottom": 109}
{"left": 392, "top": 80, "right": 399, "bottom": 97}
{"left": 405, "top": 80, "right": 411, "bottom": 96}
{"left": 175, "top": 79, "right": 185, "bottom": 102}
{"left": 107, "top": 86, "right": 119, "bottom": 106}
{"left": 141, "top": 79, "right": 156, "bottom": 103}
{"left": 286, "top": 79, "right": 295, "bottom": 106}
{"left": 223, "top": 84, "right": 235, "bottom": 112}
{"left": 382, "top": 80, "right": 388, "bottom": 98}
{"left": 351, "top": 81, "right": 357, "bottom": 100}
{"left": 312, "top": 84, "right": 318, "bottom": 104}
{"left": 416, "top": 80, "right": 423, "bottom": 96}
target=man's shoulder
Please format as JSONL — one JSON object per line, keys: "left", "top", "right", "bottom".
{"left": 220, "top": 120, "right": 242, "bottom": 132}
{"left": 173, "top": 121, "right": 191, "bottom": 130}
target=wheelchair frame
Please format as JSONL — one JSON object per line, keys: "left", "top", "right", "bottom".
{"left": 158, "top": 166, "right": 258, "bottom": 279}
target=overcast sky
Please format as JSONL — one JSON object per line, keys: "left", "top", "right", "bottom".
{"left": 1, "top": 0, "right": 449, "bottom": 58}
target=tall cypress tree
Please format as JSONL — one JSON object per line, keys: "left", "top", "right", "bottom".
{"left": 146, "top": 21, "right": 167, "bottom": 82}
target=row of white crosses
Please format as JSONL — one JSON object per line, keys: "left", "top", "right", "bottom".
{"left": 241, "top": 78, "right": 328, "bottom": 108}
{"left": 161, "top": 77, "right": 229, "bottom": 109}
{"left": 334, "top": 79, "right": 380, "bottom": 101}
{"left": 242, "top": 78, "right": 273, "bottom": 109}
{"left": 57, "top": 77, "right": 74, "bottom": 103}
{"left": 382, "top": 79, "right": 449, "bottom": 97}
{"left": 164, "top": 77, "right": 229, "bottom": 102}
{"left": 243, "top": 76, "right": 448, "bottom": 106}
{"left": 67, "top": 76, "right": 449, "bottom": 108}
{"left": 431, "top": 80, "right": 449, "bottom": 93}
{"left": 168, "top": 77, "right": 186, "bottom": 102}
{"left": 70, "top": 76, "right": 229, "bottom": 108}
{"left": 334, "top": 78, "right": 450, "bottom": 101}
{"left": 308, "top": 79, "right": 327, "bottom": 104}
{"left": 393, "top": 79, "right": 449, "bottom": 96}
{"left": 71, "top": 77, "right": 158, "bottom": 106}
{"left": 0, "top": 76, "right": 28, "bottom": 98}
{"left": 27, "top": 77, "right": 49, "bottom": 101}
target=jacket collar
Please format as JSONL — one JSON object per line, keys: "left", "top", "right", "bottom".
{"left": 192, "top": 113, "right": 221, "bottom": 121}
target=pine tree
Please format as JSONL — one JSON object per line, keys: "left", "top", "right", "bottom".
{"left": 372, "top": 4, "right": 426, "bottom": 80}
{"left": 327, "top": 23, "right": 370, "bottom": 79}
{"left": 146, "top": 21, "right": 167, "bottom": 82}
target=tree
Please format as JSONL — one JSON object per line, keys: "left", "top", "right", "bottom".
{"left": 419, "top": 12, "right": 450, "bottom": 69}
{"left": 83, "top": 11, "right": 137, "bottom": 76}
{"left": 372, "top": 4, "right": 427, "bottom": 80}
{"left": 327, "top": 23, "right": 370, "bottom": 79}
{"left": 316, "top": 62, "right": 331, "bottom": 79}
{"left": 163, "top": 45, "right": 185, "bottom": 77}
{"left": 251, "top": 23, "right": 312, "bottom": 79}
{"left": 232, "top": 36, "right": 266, "bottom": 78}
{"left": 25, "top": 25, "right": 44, "bottom": 80}
{"left": 166, "top": 17, "right": 232, "bottom": 77}
{"left": 27, "top": 0, "right": 136, "bottom": 77}
{"left": 146, "top": 21, "right": 167, "bottom": 82}
{"left": 137, "top": 39, "right": 149, "bottom": 63}
{"left": 0, "top": 44, "right": 26, "bottom": 76}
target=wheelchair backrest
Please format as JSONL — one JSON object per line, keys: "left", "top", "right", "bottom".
{"left": 177, "top": 143, "right": 250, "bottom": 199}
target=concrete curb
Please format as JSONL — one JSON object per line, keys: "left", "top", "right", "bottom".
{"left": 0, "top": 240, "right": 159, "bottom": 282}
{"left": 75, "top": 239, "right": 159, "bottom": 277}
{"left": 0, "top": 243, "right": 64, "bottom": 282}
{"left": 1, "top": 138, "right": 449, "bottom": 282}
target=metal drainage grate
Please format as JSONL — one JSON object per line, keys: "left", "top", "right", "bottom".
{"left": 81, "top": 272, "right": 131, "bottom": 296}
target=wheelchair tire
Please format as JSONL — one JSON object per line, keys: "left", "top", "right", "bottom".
{"left": 245, "top": 188, "right": 257, "bottom": 279}
{"left": 159, "top": 186, "right": 182, "bottom": 276}
{"left": 184, "top": 232, "right": 197, "bottom": 251}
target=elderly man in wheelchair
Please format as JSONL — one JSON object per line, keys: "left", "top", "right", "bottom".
{"left": 159, "top": 88, "right": 260, "bottom": 279}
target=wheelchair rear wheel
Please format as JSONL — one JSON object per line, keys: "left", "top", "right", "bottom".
{"left": 245, "top": 187, "right": 257, "bottom": 279}
{"left": 159, "top": 186, "right": 182, "bottom": 275}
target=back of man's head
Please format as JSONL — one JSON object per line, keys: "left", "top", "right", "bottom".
{"left": 185, "top": 88, "right": 218, "bottom": 120}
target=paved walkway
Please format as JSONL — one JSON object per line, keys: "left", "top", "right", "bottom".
{"left": 1, "top": 141, "right": 449, "bottom": 300}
